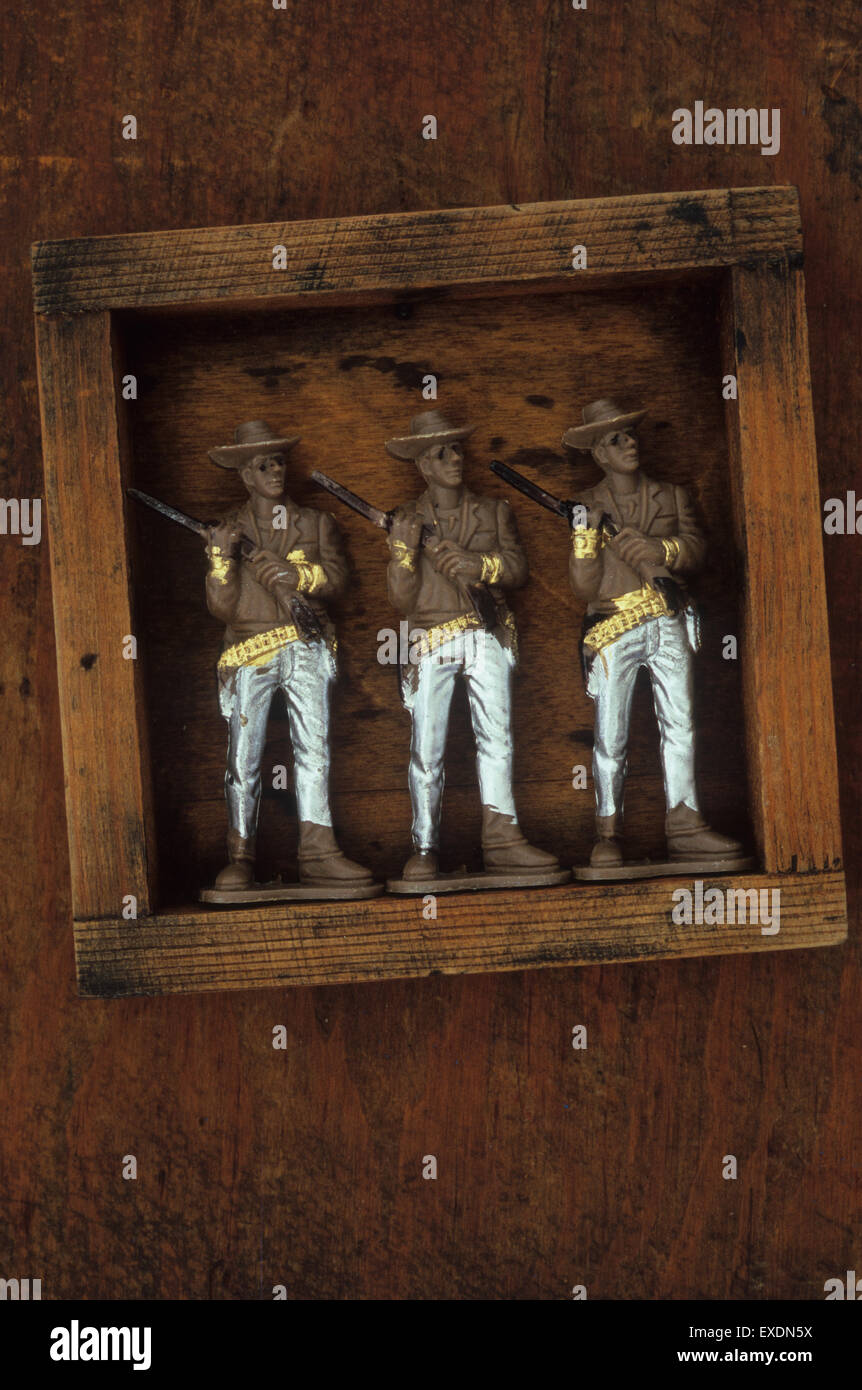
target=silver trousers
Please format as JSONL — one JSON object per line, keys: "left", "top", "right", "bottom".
{"left": 217, "top": 639, "right": 337, "bottom": 839}
{"left": 585, "top": 612, "right": 700, "bottom": 819}
{"left": 402, "top": 629, "right": 517, "bottom": 851}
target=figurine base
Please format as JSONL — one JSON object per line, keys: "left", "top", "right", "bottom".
{"left": 200, "top": 881, "right": 385, "bottom": 904}
{"left": 573, "top": 855, "right": 755, "bottom": 882}
{"left": 386, "top": 867, "right": 572, "bottom": 895}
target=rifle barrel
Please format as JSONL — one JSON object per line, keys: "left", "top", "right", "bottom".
{"left": 311, "top": 471, "right": 390, "bottom": 530}
{"left": 489, "top": 461, "right": 569, "bottom": 519}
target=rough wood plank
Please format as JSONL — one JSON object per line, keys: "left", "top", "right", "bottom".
{"left": 74, "top": 871, "right": 846, "bottom": 997}
{"left": 31, "top": 187, "right": 802, "bottom": 315}
{"left": 721, "top": 261, "right": 843, "bottom": 874}
{"left": 35, "top": 312, "right": 156, "bottom": 917}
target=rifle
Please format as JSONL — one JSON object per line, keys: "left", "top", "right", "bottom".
{"left": 126, "top": 488, "right": 324, "bottom": 641}
{"left": 489, "top": 460, "right": 684, "bottom": 615}
{"left": 310, "top": 471, "right": 498, "bottom": 630}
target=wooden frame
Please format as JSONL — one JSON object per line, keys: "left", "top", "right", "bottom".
{"left": 32, "top": 187, "right": 847, "bottom": 997}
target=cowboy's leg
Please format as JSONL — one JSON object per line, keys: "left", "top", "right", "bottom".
{"left": 278, "top": 640, "right": 337, "bottom": 827}
{"left": 406, "top": 643, "right": 460, "bottom": 851}
{"left": 587, "top": 624, "right": 646, "bottom": 818}
{"left": 462, "top": 630, "right": 518, "bottom": 819}
{"left": 644, "top": 614, "right": 700, "bottom": 812}
{"left": 219, "top": 657, "right": 280, "bottom": 839}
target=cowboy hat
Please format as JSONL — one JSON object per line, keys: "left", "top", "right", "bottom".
{"left": 561, "top": 399, "right": 646, "bottom": 452}
{"left": 385, "top": 409, "right": 476, "bottom": 461}
{"left": 208, "top": 420, "right": 300, "bottom": 469}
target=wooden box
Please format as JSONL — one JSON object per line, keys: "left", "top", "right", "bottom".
{"left": 32, "top": 187, "right": 847, "bottom": 997}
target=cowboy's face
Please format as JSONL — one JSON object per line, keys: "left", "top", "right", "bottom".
{"left": 417, "top": 440, "right": 464, "bottom": 487}
{"left": 241, "top": 452, "right": 287, "bottom": 499}
{"left": 593, "top": 428, "right": 639, "bottom": 475}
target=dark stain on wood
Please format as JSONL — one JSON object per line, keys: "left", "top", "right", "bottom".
{"left": 338, "top": 353, "right": 431, "bottom": 390}
{"left": 668, "top": 197, "right": 719, "bottom": 239}
{"left": 821, "top": 86, "right": 862, "bottom": 187}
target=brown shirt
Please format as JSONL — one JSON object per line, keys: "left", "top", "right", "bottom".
{"left": 387, "top": 487, "right": 527, "bottom": 629}
{"left": 569, "top": 474, "right": 706, "bottom": 615}
{"left": 206, "top": 499, "right": 348, "bottom": 643}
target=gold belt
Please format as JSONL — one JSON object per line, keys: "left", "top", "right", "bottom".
{"left": 412, "top": 612, "right": 483, "bottom": 659}
{"left": 583, "top": 584, "right": 672, "bottom": 654}
{"left": 218, "top": 624, "right": 302, "bottom": 671}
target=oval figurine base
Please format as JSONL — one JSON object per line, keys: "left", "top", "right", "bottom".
{"left": 386, "top": 867, "right": 572, "bottom": 895}
{"left": 573, "top": 855, "right": 755, "bottom": 882}
{"left": 200, "top": 881, "right": 385, "bottom": 904}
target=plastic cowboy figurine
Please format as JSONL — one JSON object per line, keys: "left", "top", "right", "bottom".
{"left": 202, "top": 420, "right": 378, "bottom": 900}
{"left": 563, "top": 398, "right": 748, "bottom": 878}
{"left": 383, "top": 410, "right": 568, "bottom": 892}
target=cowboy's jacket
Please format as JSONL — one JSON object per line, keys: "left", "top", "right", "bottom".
{"left": 570, "top": 474, "right": 705, "bottom": 615}
{"left": 206, "top": 499, "right": 348, "bottom": 643}
{"left": 387, "top": 487, "right": 527, "bottom": 632}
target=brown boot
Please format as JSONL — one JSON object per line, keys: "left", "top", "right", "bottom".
{"left": 298, "top": 822, "right": 373, "bottom": 885}
{"left": 665, "top": 803, "right": 743, "bottom": 861}
{"left": 402, "top": 850, "right": 439, "bottom": 881}
{"left": 481, "top": 807, "right": 559, "bottom": 873}
{"left": 214, "top": 829, "right": 256, "bottom": 889}
{"left": 590, "top": 814, "right": 623, "bottom": 868}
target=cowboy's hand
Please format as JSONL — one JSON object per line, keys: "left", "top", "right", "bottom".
{"left": 247, "top": 547, "right": 298, "bottom": 595}
{"left": 430, "top": 539, "right": 484, "bottom": 583}
{"left": 612, "top": 527, "right": 664, "bottom": 570}
{"left": 388, "top": 508, "right": 423, "bottom": 552}
{"left": 206, "top": 523, "right": 241, "bottom": 559}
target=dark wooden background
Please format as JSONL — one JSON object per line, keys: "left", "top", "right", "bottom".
{"left": 2, "top": 0, "right": 860, "bottom": 1298}
{"left": 124, "top": 281, "right": 747, "bottom": 902}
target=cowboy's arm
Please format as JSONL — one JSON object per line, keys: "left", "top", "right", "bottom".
{"left": 599, "top": 486, "right": 706, "bottom": 573}
{"left": 386, "top": 506, "right": 423, "bottom": 610}
{"left": 205, "top": 521, "right": 242, "bottom": 622}
{"left": 669, "top": 484, "right": 706, "bottom": 572}
{"left": 291, "top": 510, "right": 348, "bottom": 600}
{"left": 490, "top": 498, "right": 527, "bottom": 590}
{"left": 568, "top": 508, "right": 605, "bottom": 600}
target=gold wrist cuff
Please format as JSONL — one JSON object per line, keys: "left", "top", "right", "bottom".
{"left": 479, "top": 553, "right": 503, "bottom": 584}
{"left": 296, "top": 563, "right": 326, "bottom": 594}
{"left": 285, "top": 548, "right": 326, "bottom": 595}
{"left": 662, "top": 537, "right": 681, "bottom": 568}
{"left": 208, "top": 545, "right": 236, "bottom": 583}
{"left": 295, "top": 563, "right": 326, "bottom": 594}
{"left": 391, "top": 540, "right": 418, "bottom": 572}
{"left": 571, "top": 527, "right": 600, "bottom": 559}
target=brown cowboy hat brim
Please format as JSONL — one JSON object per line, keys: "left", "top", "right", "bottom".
{"left": 561, "top": 409, "right": 646, "bottom": 452}
{"left": 208, "top": 435, "right": 301, "bottom": 469}
{"left": 385, "top": 424, "right": 477, "bottom": 461}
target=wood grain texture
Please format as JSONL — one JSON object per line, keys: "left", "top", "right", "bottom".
{"left": 74, "top": 872, "right": 847, "bottom": 998}
{"left": 35, "top": 312, "right": 157, "bottom": 917}
{"left": 3, "top": 0, "right": 860, "bottom": 1302}
{"left": 31, "top": 186, "right": 802, "bottom": 315}
{"left": 721, "top": 261, "right": 844, "bottom": 874}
